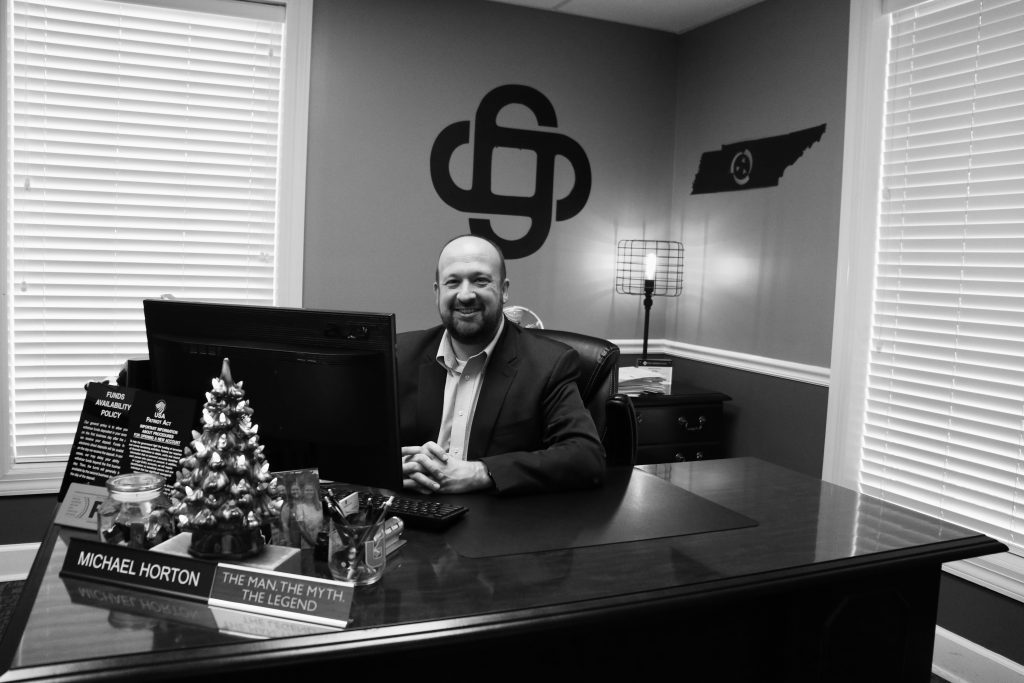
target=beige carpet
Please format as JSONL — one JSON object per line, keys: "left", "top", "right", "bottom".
{"left": 0, "top": 581, "right": 25, "bottom": 642}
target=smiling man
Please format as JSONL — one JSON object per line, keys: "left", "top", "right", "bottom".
{"left": 396, "top": 234, "right": 606, "bottom": 495}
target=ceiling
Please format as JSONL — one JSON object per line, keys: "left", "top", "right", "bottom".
{"left": 484, "top": 0, "right": 768, "bottom": 34}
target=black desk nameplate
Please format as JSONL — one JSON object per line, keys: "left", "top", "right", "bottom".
{"left": 61, "top": 537, "right": 214, "bottom": 600}
{"left": 60, "top": 538, "right": 352, "bottom": 628}
{"left": 444, "top": 468, "right": 757, "bottom": 558}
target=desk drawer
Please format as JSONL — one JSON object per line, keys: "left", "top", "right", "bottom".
{"left": 636, "top": 442, "right": 722, "bottom": 464}
{"left": 635, "top": 402, "right": 723, "bottom": 445}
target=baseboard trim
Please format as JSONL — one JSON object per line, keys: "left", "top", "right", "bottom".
{"left": 0, "top": 543, "right": 39, "bottom": 582}
{"left": 933, "top": 626, "right": 1024, "bottom": 683}
{"left": 609, "top": 338, "right": 830, "bottom": 387}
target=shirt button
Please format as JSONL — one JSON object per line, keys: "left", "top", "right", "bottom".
{"left": 458, "top": 410, "right": 464, "bottom": 416}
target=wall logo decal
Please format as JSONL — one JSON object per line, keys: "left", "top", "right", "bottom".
{"left": 430, "top": 84, "right": 591, "bottom": 259}
{"left": 691, "top": 124, "right": 826, "bottom": 194}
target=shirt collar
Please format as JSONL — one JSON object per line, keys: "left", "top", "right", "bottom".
{"left": 435, "top": 315, "right": 505, "bottom": 371}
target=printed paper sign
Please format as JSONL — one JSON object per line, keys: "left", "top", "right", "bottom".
{"left": 59, "top": 382, "right": 196, "bottom": 501}
{"left": 54, "top": 482, "right": 109, "bottom": 531}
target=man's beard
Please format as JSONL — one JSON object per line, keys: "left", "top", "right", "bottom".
{"left": 443, "top": 304, "right": 501, "bottom": 346}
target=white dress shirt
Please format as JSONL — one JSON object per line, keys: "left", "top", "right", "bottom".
{"left": 433, "top": 317, "right": 505, "bottom": 460}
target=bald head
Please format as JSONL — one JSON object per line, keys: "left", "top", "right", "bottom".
{"left": 434, "top": 234, "right": 509, "bottom": 350}
{"left": 435, "top": 234, "right": 506, "bottom": 283}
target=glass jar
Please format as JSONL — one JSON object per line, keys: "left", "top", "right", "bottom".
{"left": 96, "top": 472, "right": 174, "bottom": 550}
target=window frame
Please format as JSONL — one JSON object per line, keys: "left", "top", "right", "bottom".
{"left": 0, "top": 0, "right": 311, "bottom": 495}
{"left": 824, "top": 0, "right": 1024, "bottom": 603}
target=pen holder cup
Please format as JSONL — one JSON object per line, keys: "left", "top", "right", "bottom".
{"left": 328, "top": 510, "right": 387, "bottom": 586}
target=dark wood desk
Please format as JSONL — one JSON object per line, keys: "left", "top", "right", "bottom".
{"left": 0, "top": 458, "right": 1005, "bottom": 682}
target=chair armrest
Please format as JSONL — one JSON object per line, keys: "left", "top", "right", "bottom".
{"left": 602, "top": 393, "right": 638, "bottom": 467}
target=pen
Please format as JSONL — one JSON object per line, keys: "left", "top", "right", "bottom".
{"left": 322, "top": 494, "right": 345, "bottom": 524}
{"left": 354, "top": 496, "right": 392, "bottom": 548}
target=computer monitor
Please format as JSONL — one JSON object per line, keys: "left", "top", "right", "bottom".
{"left": 142, "top": 298, "right": 403, "bottom": 490}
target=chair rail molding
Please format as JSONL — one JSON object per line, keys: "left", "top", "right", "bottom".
{"left": 611, "top": 338, "right": 830, "bottom": 388}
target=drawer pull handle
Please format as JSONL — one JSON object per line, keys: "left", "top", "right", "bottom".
{"left": 674, "top": 451, "right": 705, "bottom": 462}
{"left": 678, "top": 415, "right": 706, "bottom": 431}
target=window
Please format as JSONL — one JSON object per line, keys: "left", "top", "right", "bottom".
{"left": 0, "top": 0, "right": 311, "bottom": 493}
{"left": 826, "top": 0, "right": 1024, "bottom": 600}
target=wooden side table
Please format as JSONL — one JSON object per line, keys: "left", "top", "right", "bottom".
{"left": 631, "top": 387, "right": 731, "bottom": 464}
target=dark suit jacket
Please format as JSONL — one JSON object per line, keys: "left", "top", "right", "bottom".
{"left": 397, "top": 321, "right": 606, "bottom": 495}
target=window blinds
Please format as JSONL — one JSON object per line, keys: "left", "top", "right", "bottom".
{"left": 5, "top": 0, "right": 284, "bottom": 462}
{"left": 864, "top": 0, "right": 1024, "bottom": 554}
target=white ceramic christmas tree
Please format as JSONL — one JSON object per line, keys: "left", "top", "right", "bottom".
{"left": 169, "top": 358, "right": 283, "bottom": 559}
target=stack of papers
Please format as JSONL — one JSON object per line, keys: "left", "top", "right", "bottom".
{"left": 618, "top": 365, "right": 672, "bottom": 396}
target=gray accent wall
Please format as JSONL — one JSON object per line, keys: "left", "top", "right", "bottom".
{"left": 302, "top": 0, "right": 678, "bottom": 339}
{"left": 671, "top": 0, "right": 847, "bottom": 368}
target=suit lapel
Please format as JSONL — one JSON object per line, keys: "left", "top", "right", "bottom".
{"left": 417, "top": 353, "right": 446, "bottom": 443}
{"left": 469, "top": 322, "right": 519, "bottom": 459}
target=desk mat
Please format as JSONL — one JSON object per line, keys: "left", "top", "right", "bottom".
{"left": 443, "top": 467, "right": 757, "bottom": 558}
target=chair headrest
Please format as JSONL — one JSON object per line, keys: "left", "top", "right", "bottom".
{"left": 529, "top": 328, "right": 619, "bottom": 400}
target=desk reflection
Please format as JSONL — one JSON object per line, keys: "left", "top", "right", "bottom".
{"left": 344, "top": 537, "right": 575, "bottom": 629}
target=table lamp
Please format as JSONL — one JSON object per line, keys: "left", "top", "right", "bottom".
{"left": 614, "top": 240, "right": 683, "bottom": 359}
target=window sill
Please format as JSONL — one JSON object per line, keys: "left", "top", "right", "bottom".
{"left": 945, "top": 552, "right": 1024, "bottom": 605}
{"left": 0, "top": 461, "right": 64, "bottom": 496}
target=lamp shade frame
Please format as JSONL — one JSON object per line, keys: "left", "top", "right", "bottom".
{"left": 614, "top": 240, "right": 683, "bottom": 297}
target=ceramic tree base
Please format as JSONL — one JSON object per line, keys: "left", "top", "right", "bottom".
{"left": 188, "top": 525, "right": 265, "bottom": 560}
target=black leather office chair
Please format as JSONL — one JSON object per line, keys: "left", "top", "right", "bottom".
{"left": 529, "top": 328, "right": 638, "bottom": 467}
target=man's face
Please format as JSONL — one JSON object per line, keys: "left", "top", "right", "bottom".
{"left": 435, "top": 237, "right": 509, "bottom": 347}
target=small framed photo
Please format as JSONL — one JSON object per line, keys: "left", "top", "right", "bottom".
{"left": 269, "top": 468, "right": 323, "bottom": 549}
